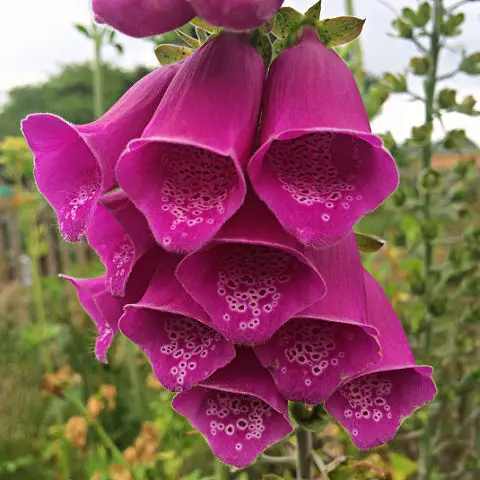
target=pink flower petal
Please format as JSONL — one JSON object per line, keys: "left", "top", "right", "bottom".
{"left": 172, "top": 348, "right": 292, "bottom": 467}
{"left": 117, "top": 34, "right": 264, "bottom": 252}
{"left": 249, "top": 28, "right": 398, "bottom": 248}
{"left": 325, "top": 270, "right": 437, "bottom": 449}
{"left": 120, "top": 255, "right": 236, "bottom": 391}
{"left": 176, "top": 192, "right": 326, "bottom": 344}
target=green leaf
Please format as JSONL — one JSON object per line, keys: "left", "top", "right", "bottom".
{"left": 382, "top": 72, "right": 407, "bottom": 92}
{"left": 460, "top": 52, "right": 480, "bottom": 75}
{"left": 74, "top": 23, "right": 91, "bottom": 38}
{"left": 155, "top": 44, "right": 194, "bottom": 65}
{"left": 402, "top": 7, "right": 418, "bottom": 25}
{"left": 392, "top": 18, "right": 413, "bottom": 38}
{"left": 355, "top": 232, "right": 386, "bottom": 253}
{"left": 389, "top": 452, "right": 418, "bottom": 480}
{"left": 417, "top": 2, "right": 431, "bottom": 27}
{"left": 190, "top": 17, "right": 220, "bottom": 34}
{"left": 318, "top": 16, "right": 365, "bottom": 47}
{"left": 272, "top": 7, "right": 303, "bottom": 39}
{"left": 175, "top": 29, "right": 201, "bottom": 48}
{"left": 305, "top": 1, "right": 322, "bottom": 23}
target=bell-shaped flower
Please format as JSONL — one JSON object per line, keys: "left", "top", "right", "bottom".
{"left": 325, "top": 270, "right": 437, "bottom": 449}
{"left": 254, "top": 233, "right": 380, "bottom": 404}
{"left": 62, "top": 247, "right": 163, "bottom": 362}
{"left": 117, "top": 33, "right": 264, "bottom": 252}
{"left": 92, "top": 0, "right": 283, "bottom": 38}
{"left": 86, "top": 190, "right": 155, "bottom": 297}
{"left": 248, "top": 28, "right": 399, "bottom": 248}
{"left": 172, "top": 348, "right": 292, "bottom": 467}
{"left": 190, "top": 0, "right": 284, "bottom": 31}
{"left": 21, "top": 64, "right": 179, "bottom": 242}
{"left": 92, "top": 0, "right": 195, "bottom": 38}
{"left": 120, "top": 254, "right": 236, "bottom": 392}
{"left": 175, "top": 191, "right": 326, "bottom": 345}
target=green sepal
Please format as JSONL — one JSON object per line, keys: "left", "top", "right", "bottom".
{"left": 288, "top": 402, "right": 325, "bottom": 432}
{"left": 316, "top": 16, "right": 365, "bottom": 47}
{"left": 259, "top": 16, "right": 275, "bottom": 35}
{"left": 175, "top": 29, "right": 200, "bottom": 49}
{"left": 305, "top": 1, "right": 322, "bottom": 24}
{"left": 155, "top": 44, "right": 194, "bottom": 65}
{"left": 254, "top": 34, "right": 273, "bottom": 69}
{"left": 382, "top": 72, "right": 407, "bottom": 92}
{"left": 189, "top": 17, "right": 220, "bottom": 34}
{"left": 437, "top": 88, "right": 457, "bottom": 109}
{"left": 272, "top": 7, "right": 303, "bottom": 39}
{"left": 355, "top": 232, "right": 386, "bottom": 254}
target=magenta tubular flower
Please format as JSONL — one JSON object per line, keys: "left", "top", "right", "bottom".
{"left": 175, "top": 191, "right": 326, "bottom": 344}
{"left": 120, "top": 254, "right": 236, "bottom": 392}
{"left": 190, "top": 0, "right": 284, "bottom": 31}
{"left": 86, "top": 191, "right": 155, "bottom": 297}
{"left": 92, "top": 0, "right": 195, "bottom": 38}
{"left": 117, "top": 34, "right": 264, "bottom": 253}
{"left": 92, "top": 0, "right": 283, "bottom": 37}
{"left": 325, "top": 270, "right": 437, "bottom": 449}
{"left": 254, "top": 233, "right": 380, "bottom": 404}
{"left": 172, "top": 348, "right": 292, "bottom": 467}
{"left": 21, "top": 65, "right": 179, "bottom": 242}
{"left": 248, "top": 28, "right": 399, "bottom": 248}
{"left": 62, "top": 247, "right": 162, "bottom": 362}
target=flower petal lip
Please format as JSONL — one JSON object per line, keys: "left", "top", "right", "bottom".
{"left": 175, "top": 190, "right": 326, "bottom": 345}
{"left": 172, "top": 348, "right": 292, "bottom": 467}
{"left": 120, "top": 254, "right": 236, "bottom": 392}
{"left": 324, "top": 269, "right": 437, "bottom": 450}
{"left": 87, "top": 190, "right": 155, "bottom": 297}
{"left": 190, "top": 0, "right": 284, "bottom": 30}
{"left": 248, "top": 27, "right": 399, "bottom": 248}
{"left": 61, "top": 247, "right": 165, "bottom": 363}
{"left": 117, "top": 33, "right": 265, "bottom": 253}
{"left": 254, "top": 233, "right": 381, "bottom": 404}
{"left": 21, "top": 64, "right": 179, "bottom": 242}
{"left": 92, "top": 0, "right": 196, "bottom": 38}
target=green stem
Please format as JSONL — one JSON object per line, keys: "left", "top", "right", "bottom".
{"left": 419, "top": 1, "right": 442, "bottom": 479}
{"left": 215, "top": 459, "right": 229, "bottom": 480}
{"left": 296, "top": 428, "right": 312, "bottom": 480}
{"left": 92, "top": 25, "right": 105, "bottom": 118}
{"left": 67, "top": 393, "right": 126, "bottom": 465}
{"left": 123, "top": 338, "right": 147, "bottom": 419}
{"left": 345, "top": 0, "right": 365, "bottom": 95}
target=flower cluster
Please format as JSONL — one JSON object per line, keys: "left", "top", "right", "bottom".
{"left": 22, "top": 2, "right": 436, "bottom": 468}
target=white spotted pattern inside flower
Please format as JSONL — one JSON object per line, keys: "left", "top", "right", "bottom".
{"left": 160, "top": 316, "right": 223, "bottom": 392}
{"left": 265, "top": 132, "right": 363, "bottom": 223}
{"left": 158, "top": 145, "right": 237, "bottom": 248}
{"left": 217, "top": 245, "right": 293, "bottom": 331}
{"left": 108, "top": 235, "right": 134, "bottom": 295}
{"left": 206, "top": 391, "right": 273, "bottom": 450}
{"left": 279, "top": 320, "right": 347, "bottom": 386}
{"left": 339, "top": 373, "right": 394, "bottom": 433}
{"left": 59, "top": 183, "right": 100, "bottom": 240}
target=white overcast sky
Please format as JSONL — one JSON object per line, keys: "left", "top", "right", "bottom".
{"left": 0, "top": 0, "right": 479, "bottom": 143}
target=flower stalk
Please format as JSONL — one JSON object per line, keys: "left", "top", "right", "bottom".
{"left": 419, "top": 1, "right": 442, "bottom": 478}
{"left": 296, "top": 427, "right": 312, "bottom": 480}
